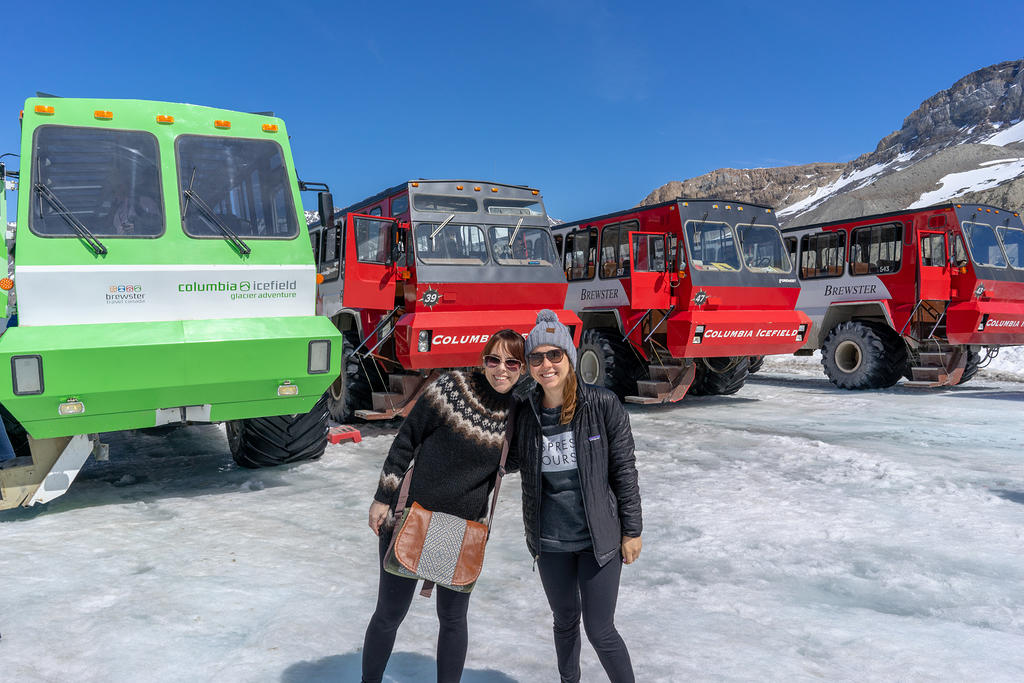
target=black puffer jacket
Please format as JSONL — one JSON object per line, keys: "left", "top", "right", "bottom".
{"left": 510, "top": 382, "right": 642, "bottom": 567}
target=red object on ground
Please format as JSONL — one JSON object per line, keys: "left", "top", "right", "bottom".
{"left": 328, "top": 425, "right": 362, "bottom": 444}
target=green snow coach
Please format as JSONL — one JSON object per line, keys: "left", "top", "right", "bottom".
{"left": 0, "top": 96, "right": 341, "bottom": 510}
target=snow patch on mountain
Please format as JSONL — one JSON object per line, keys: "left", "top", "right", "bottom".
{"left": 909, "top": 158, "right": 1024, "bottom": 208}
{"left": 982, "top": 119, "right": 1024, "bottom": 146}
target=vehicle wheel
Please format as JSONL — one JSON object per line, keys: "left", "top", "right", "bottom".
{"left": 229, "top": 394, "right": 329, "bottom": 469}
{"left": 956, "top": 348, "right": 981, "bottom": 385}
{"left": 689, "top": 356, "right": 750, "bottom": 396}
{"left": 576, "top": 328, "right": 643, "bottom": 399}
{"left": 747, "top": 355, "right": 765, "bottom": 374}
{"left": 326, "top": 331, "right": 375, "bottom": 423}
{"left": 820, "top": 321, "right": 906, "bottom": 390}
{"left": 0, "top": 403, "right": 31, "bottom": 459}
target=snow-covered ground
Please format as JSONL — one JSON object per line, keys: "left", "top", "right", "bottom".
{"left": 3, "top": 362, "right": 1024, "bottom": 682}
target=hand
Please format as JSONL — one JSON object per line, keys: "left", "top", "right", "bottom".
{"left": 621, "top": 535, "right": 642, "bottom": 564}
{"left": 368, "top": 501, "right": 390, "bottom": 536}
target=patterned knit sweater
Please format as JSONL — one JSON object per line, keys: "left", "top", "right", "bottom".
{"left": 373, "top": 370, "right": 514, "bottom": 529}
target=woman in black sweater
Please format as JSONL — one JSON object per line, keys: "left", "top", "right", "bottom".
{"left": 361, "top": 329, "right": 525, "bottom": 683}
{"left": 512, "top": 310, "right": 643, "bottom": 683}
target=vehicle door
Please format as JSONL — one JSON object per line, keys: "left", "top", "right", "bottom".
{"left": 627, "top": 231, "right": 671, "bottom": 309}
{"left": 918, "top": 230, "right": 951, "bottom": 301}
{"left": 342, "top": 213, "right": 401, "bottom": 310}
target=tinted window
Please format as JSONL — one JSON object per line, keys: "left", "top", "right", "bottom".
{"left": 849, "top": 223, "right": 902, "bottom": 275}
{"left": 413, "top": 194, "right": 478, "bottom": 213}
{"left": 414, "top": 223, "right": 487, "bottom": 265}
{"left": 961, "top": 222, "right": 1007, "bottom": 267}
{"left": 998, "top": 226, "right": 1024, "bottom": 269}
{"left": 920, "top": 232, "right": 946, "bottom": 268}
{"left": 390, "top": 194, "right": 409, "bottom": 216}
{"left": 484, "top": 198, "right": 544, "bottom": 216}
{"left": 599, "top": 222, "right": 633, "bottom": 278}
{"left": 631, "top": 233, "right": 666, "bottom": 272}
{"left": 177, "top": 135, "right": 298, "bottom": 239}
{"left": 799, "top": 231, "right": 845, "bottom": 279}
{"left": 354, "top": 217, "right": 393, "bottom": 264}
{"left": 490, "top": 227, "right": 557, "bottom": 266}
{"left": 952, "top": 234, "right": 969, "bottom": 267}
{"left": 30, "top": 125, "right": 164, "bottom": 238}
{"left": 686, "top": 220, "right": 741, "bottom": 271}
{"left": 737, "top": 223, "right": 791, "bottom": 272}
{"left": 564, "top": 228, "right": 597, "bottom": 281}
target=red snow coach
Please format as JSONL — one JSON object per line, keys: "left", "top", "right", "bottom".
{"left": 308, "top": 180, "right": 580, "bottom": 421}
{"left": 551, "top": 199, "right": 811, "bottom": 403}
{"left": 781, "top": 203, "right": 1024, "bottom": 389}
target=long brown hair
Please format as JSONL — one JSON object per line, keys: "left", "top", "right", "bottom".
{"left": 560, "top": 369, "right": 578, "bottom": 425}
{"left": 481, "top": 328, "right": 526, "bottom": 367}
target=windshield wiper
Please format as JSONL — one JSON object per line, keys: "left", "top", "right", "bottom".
{"left": 181, "top": 169, "right": 251, "bottom": 255}
{"left": 430, "top": 214, "right": 456, "bottom": 240}
{"left": 34, "top": 183, "right": 107, "bottom": 255}
{"left": 509, "top": 216, "right": 525, "bottom": 246}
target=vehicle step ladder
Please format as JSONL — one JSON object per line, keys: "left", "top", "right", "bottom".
{"left": 904, "top": 342, "right": 967, "bottom": 388}
{"left": 624, "top": 360, "right": 696, "bottom": 404}
{"left": 356, "top": 371, "right": 438, "bottom": 420}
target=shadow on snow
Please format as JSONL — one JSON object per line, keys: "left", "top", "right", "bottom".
{"left": 280, "top": 651, "right": 518, "bottom": 683}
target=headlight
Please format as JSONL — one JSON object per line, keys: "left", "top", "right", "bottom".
{"left": 12, "top": 355, "right": 44, "bottom": 395}
{"left": 308, "top": 340, "right": 331, "bottom": 374}
{"left": 418, "top": 330, "right": 431, "bottom": 353}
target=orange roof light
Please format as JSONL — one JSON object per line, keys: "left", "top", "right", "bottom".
{"left": 411, "top": 182, "right": 419, "bottom": 187}
{"left": 262, "top": 123, "right": 278, "bottom": 133}
{"left": 986, "top": 209, "right": 991, "bottom": 213}
{"left": 713, "top": 204, "right": 719, "bottom": 209}
{"left": 156, "top": 114, "right": 175, "bottom": 124}
{"left": 456, "top": 185, "right": 464, "bottom": 190}
{"left": 474, "top": 186, "right": 481, "bottom": 191}
{"left": 214, "top": 120, "right": 231, "bottom": 129}
{"left": 491, "top": 187, "right": 498, "bottom": 192}
{"left": 34, "top": 105, "right": 54, "bottom": 115}
{"left": 94, "top": 110, "right": 113, "bottom": 120}
{"left": 766, "top": 209, "right": 773, "bottom": 213}
{"left": 725, "top": 205, "right": 732, "bottom": 210}
{"left": 737, "top": 206, "right": 744, "bottom": 211}
{"left": 0, "top": 278, "right": 12, "bottom": 291}
{"left": 532, "top": 190, "right": 539, "bottom": 196}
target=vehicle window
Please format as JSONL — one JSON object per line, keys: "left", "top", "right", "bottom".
{"left": 414, "top": 223, "right": 487, "bottom": 265}
{"left": 686, "top": 220, "right": 741, "bottom": 271}
{"left": 669, "top": 234, "right": 684, "bottom": 271}
{"left": 310, "top": 228, "right": 321, "bottom": 264}
{"left": 413, "top": 194, "right": 478, "bottom": 213}
{"left": 354, "top": 217, "right": 393, "bottom": 264}
{"left": 554, "top": 234, "right": 563, "bottom": 257}
{"left": 631, "top": 233, "right": 666, "bottom": 272}
{"left": 490, "top": 227, "right": 557, "bottom": 266}
{"left": 484, "top": 198, "right": 544, "bottom": 215}
{"left": 564, "top": 228, "right": 597, "bottom": 281}
{"left": 390, "top": 194, "right": 409, "bottom": 216}
{"left": 599, "top": 223, "right": 631, "bottom": 278}
{"left": 961, "top": 221, "right": 1007, "bottom": 267}
{"left": 920, "top": 232, "right": 947, "bottom": 268}
{"left": 367, "top": 206, "right": 383, "bottom": 216}
{"left": 736, "top": 223, "right": 791, "bottom": 273}
{"left": 784, "top": 236, "right": 798, "bottom": 266}
{"left": 997, "top": 226, "right": 1024, "bottom": 269}
{"left": 321, "top": 226, "right": 341, "bottom": 281}
{"left": 952, "top": 234, "right": 969, "bottom": 267}
{"left": 177, "top": 135, "right": 298, "bottom": 239}
{"left": 849, "top": 223, "right": 902, "bottom": 275}
{"left": 799, "top": 231, "right": 845, "bottom": 279}
{"left": 30, "top": 125, "right": 165, "bottom": 238}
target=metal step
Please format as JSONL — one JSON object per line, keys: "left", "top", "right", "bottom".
{"left": 648, "top": 364, "right": 683, "bottom": 382}
{"left": 635, "top": 379, "right": 672, "bottom": 395}
{"left": 919, "top": 351, "right": 954, "bottom": 365}
{"left": 389, "top": 374, "right": 423, "bottom": 394}
{"left": 903, "top": 380, "right": 945, "bottom": 388}
{"left": 371, "top": 391, "right": 406, "bottom": 412}
{"left": 910, "top": 366, "right": 946, "bottom": 382}
{"left": 624, "top": 395, "right": 668, "bottom": 405}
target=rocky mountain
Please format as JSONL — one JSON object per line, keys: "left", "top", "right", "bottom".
{"left": 641, "top": 59, "right": 1024, "bottom": 226}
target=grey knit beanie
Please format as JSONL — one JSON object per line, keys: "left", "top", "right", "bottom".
{"left": 525, "top": 309, "right": 577, "bottom": 368}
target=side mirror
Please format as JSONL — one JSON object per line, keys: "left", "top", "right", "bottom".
{"left": 317, "top": 192, "right": 335, "bottom": 229}
{"left": 386, "top": 221, "right": 403, "bottom": 266}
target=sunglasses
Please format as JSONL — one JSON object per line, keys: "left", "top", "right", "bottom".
{"left": 527, "top": 349, "right": 565, "bottom": 367}
{"left": 483, "top": 355, "right": 523, "bottom": 372}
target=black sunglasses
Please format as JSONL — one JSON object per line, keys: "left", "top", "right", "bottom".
{"left": 483, "top": 355, "right": 523, "bottom": 371}
{"left": 527, "top": 349, "right": 565, "bottom": 367}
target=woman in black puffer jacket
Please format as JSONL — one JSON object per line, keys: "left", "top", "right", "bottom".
{"left": 511, "top": 310, "right": 642, "bottom": 683}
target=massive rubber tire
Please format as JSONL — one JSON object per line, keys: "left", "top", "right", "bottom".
{"left": 576, "top": 328, "right": 643, "bottom": 399}
{"left": 326, "top": 331, "right": 375, "bottom": 423}
{"left": 747, "top": 356, "right": 765, "bottom": 374}
{"left": 228, "top": 394, "right": 329, "bottom": 469}
{"left": 689, "top": 356, "right": 751, "bottom": 396}
{"left": 820, "top": 321, "right": 906, "bottom": 390}
{"left": 956, "top": 349, "right": 981, "bottom": 386}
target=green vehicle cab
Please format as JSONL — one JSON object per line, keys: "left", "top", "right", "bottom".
{"left": 0, "top": 97, "right": 341, "bottom": 509}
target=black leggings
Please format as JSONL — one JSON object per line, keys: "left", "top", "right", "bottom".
{"left": 537, "top": 549, "right": 635, "bottom": 683}
{"left": 361, "top": 531, "right": 472, "bottom": 683}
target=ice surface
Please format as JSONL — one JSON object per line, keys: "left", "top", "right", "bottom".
{"left": 2, "top": 363, "right": 1024, "bottom": 682}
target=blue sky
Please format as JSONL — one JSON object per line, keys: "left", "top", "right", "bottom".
{"left": 4, "top": 0, "right": 1022, "bottom": 221}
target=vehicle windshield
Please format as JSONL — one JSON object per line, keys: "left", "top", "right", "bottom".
{"left": 414, "top": 222, "right": 488, "bottom": 265}
{"left": 997, "top": 226, "right": 1024, "bottom": 269}
{"left": 30, "top": 125, "right": 164, "bottom": 238}
{"left": 961, "top": 221, "right": 1007, "bottom": 267}
{"left": 736, "top": 223, "right": 791, "bottom": 273}
{"left": 484, "top": 198, "right": 544, "bottom": 216}
{"left": 685, "top": 220, "right": 741, "bottom": 271}
{"left": 489, "top": 226, "right": 557, "bottom": 266}
{"left": 176, "top": 135, "right": 298, "bottom": 239}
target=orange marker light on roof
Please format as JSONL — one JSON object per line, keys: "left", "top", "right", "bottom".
{"left": 713, "top": 204, "right": 719, "bottom": 209}
{"left": 214, "top": 120, "right": 231, "bottom": 129}
{"left": 725, "top": 205, "right": 731, "bottom": 210}
{"left": 491, "top": 187, "right": 498, "bottom": 192}
{"left": 34, "top": 105, "right": 54, "bottom": 115}
{"left": 737, "top": 206, "right": 744, "bottom": 211}
{"left": 411, "top": 182, "right": 419, "bottom": 187}
{"left": 474, "top": 186, "right": 481, "bottom": 191}
{"left": 532, "top": 190, "right": 539, "bottom": 196}
{"left": 156, "top": 115, "right": 175, "bottom": 124}
{"left": 456, "top": 185, "right": 464, "bottom": 190}
{"left": 0, "top": 278, "right": 13, "bottom": 291}
{"left": 94, "top": 110, "right": 113, "bottom": 120}
{"left": 262, "top": 123, "right": 278, "bottom": 133}
{"left": 986, "top": 209, "right": 991, "bottom": 213}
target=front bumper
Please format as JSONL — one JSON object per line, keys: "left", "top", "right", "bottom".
{"left": 946, "top": 301, "right": 1024, "bottom": 345}
{"left": 663, "top": 309, "right": 813, "bottom": 358}
{"left": 0, "top": 316, "right": 341, "bottom": 438}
